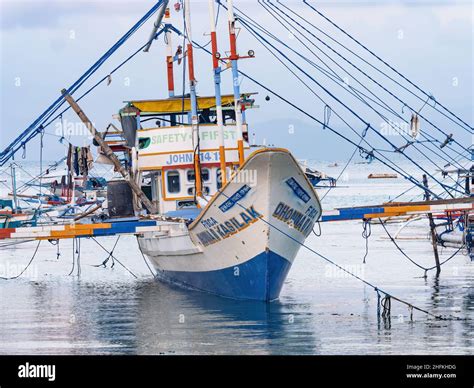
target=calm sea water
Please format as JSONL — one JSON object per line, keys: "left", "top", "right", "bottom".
{"left": 0, "top": 159, "right": 472, "bottom": 354}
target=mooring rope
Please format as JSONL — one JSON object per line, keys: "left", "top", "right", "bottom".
{"left": 90, "top": 237, "right": 137, "bottom": 279}
{"left": 379, "top": 218, "right": 466, "bottom": 274}
{"left": 93, "top": 235, "right": 120, "bottom": 268}
{"left": 0, "top": 240, "right": 41, "bottom": 280}
{"left": 68, "top": 238, "right": 76, "bottom": 276}
{"left": 218, "top": 192, "right": 467, "bottom": 321}
{"left": 136, "top": 237, "right": 157, "bottom": 278}
{"left": 362, "top": 219, "right": 372, "bottom": 264}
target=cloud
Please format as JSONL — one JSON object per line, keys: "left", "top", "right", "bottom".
{"left": 0, "top": 0, "right": 155, "bottom": 30}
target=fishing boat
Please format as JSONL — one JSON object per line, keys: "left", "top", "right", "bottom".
{"left": 0, "top": 0, "right": 471, "bottom": 306}
{"left": 124, "top": 0, "right": 321, "bottom": 300}
{"left": 0, "top": 200, "right": 37, "bottom": 228}
{"left": 301, "top": 165, "right": 336, "bottom": 188}
{"left": 137, "top": 138, "right": 321, "bottom": 300}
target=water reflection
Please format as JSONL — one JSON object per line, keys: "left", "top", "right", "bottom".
{"left": 133, "top": 281, "right": 319, "bottom": 355}
{"left": 0, "top": 265, "right": 472, "bottom": 355}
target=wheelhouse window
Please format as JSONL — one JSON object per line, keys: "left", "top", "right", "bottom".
{"left": 217, "top": 168, "right": 223, "bottom": 190}
{"left": 166, "top": 171, "right": 181, "bottom": 194}
{"left": 187, "top": 169, "right": 210, "bottom": 182}
{"left": 187, "top": 186, "right": 210, "bottom": 196}
{"left": 138, "top": 137, "right": 151, "bottom": 150}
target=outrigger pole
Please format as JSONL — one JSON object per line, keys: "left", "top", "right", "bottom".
{"left": 208, "top": 0, "right": 228, "bottom": 185}
{"left": 61, "top": 90, "right": 157, "bottom": 214}
{"left": 184, "top": 0, "right": 203, "bottom": 198}
{"left": 143, "top": 0, "right": 169, "bottom": 53}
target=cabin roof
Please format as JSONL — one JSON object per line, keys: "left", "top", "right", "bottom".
{"left": 126, "top": 93, "right": 257, "bottom": 115}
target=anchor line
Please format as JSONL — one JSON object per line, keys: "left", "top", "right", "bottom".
{"left": 68, "top": 237, "right": 77, "bottom": 276}
{"left": 0, "top": 240, "right": 41, "bottom": 280}
{"left": 362, "top": 219, "right": 372, "bottom": 264}
{"left": 217, "top": 191, "right": 467, "bottom": 322}
{"left": 136, "top": 237, "right": 157, "bottom": 278}
{"left": 89, "top": 237, "right": 138, "bottom": 279}
{"left": 379, "top": 219, "right": 466, "bottom": 273}
{"left": 92, "top": 235, "right": 121, "bottom": 268}
{"left": 312, "top": 221, "right": 322, "bottom": 237}
{"left": 76, "top": 237, "right": 81, "bottom": 277}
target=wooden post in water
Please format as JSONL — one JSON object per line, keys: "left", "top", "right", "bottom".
{"left": 423, "top": 174, "right": 441, "bottom": 276}
{"left": 61, "top": 89, "right": 157, "bottom": 214}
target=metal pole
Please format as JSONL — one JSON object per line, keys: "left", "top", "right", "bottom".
{"left": 209, "top": 0, "right": 227, "bottom": 185}
{"left": 165, "top": 28, "right": 175, "bottom": 97}
{"left": 227, "top": 0, "right": 245, "bottom": 165}
{"left": 165, "top": 7, "right": 175, "bottom": 98}
{"left": 423, "top": 174, "right": 441, "bottom": 276}
{"left": 184, "top": 0, "right": 203, "bottom": 198}
{"left": 61, "top": 89, "right": 157, "bottom": 214}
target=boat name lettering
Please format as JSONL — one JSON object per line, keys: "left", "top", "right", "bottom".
{"left": 285, "top": 177, "right": 310, "bottom": 203}
{"left": 272, "top": 202, "right": 318, "bottom": 236}
{"left": 196, "top": 206, "right": 262, "bottom": 247}
{"left": 219, "top": 185, "right": 251, "bottom": 213}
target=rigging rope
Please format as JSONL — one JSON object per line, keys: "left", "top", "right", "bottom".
{"left": 301, "top": 0, "right": 473, "bottom": 134}
{"left": 216, "top": 190, "right": 466, "bottom": 321}
{"left": 232, "top": 4, "right": 465, "bottom": 196}
{"left": 266, "top": 1, "right": 469, "bottom": 170}
{"left": 93, "top": 235, "right": 120, "bottom": 268}
{"left": 0, "top": 0, "right": 168, "bottom": 166}
{"left": 215, "top": 16, "right": 437, "bottom": 197}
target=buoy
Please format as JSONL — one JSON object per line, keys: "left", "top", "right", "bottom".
{"left": 410, "top": 113, "right": 420, "bottom": 139}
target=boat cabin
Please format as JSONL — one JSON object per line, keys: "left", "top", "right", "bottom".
{"left": 115, "top": 93, "right": 256, "bottom": 216}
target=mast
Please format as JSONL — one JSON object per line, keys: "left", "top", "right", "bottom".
{"left": 208, "top": 0, "right": 227, "bottom": 185}
{"left": 226, "top": 0, "right": 245, "bottom": 165}
{"left": 165, "top": 7, "right": 175, "bottom": 98}
{"left": 184, "top": 0, "right": 203, "bottom": 198}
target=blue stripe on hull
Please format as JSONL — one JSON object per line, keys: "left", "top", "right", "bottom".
{"left": 156, "top": 250, "right": 292, "bottom": 301}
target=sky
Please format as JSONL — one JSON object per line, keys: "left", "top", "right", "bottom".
{"left": 0, "top": 0, "right": 472, "bottom": 162}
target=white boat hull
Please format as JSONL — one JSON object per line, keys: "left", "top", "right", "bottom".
{"left": 138, "top": 148, "right": 321, "bottom": 301}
